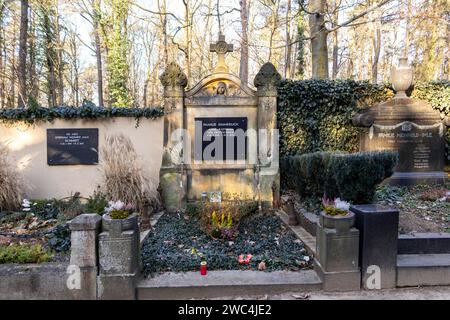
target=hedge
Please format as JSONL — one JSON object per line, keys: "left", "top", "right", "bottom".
{"left": 280, "top": 151, "right": 399, "bottom": 204}
{"left": 277, "top": 80, "right": 450, "bottom": 164}
{"left": 0, "top": 101, "right": 163, "bottom": 125}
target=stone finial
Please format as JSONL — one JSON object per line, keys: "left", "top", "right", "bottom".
{"left": 254, "top": 62, "right": 282, "bottom": 96}
{"left": 391, "top": 57, "right": 413, "bottom": 98}
{"left": 160, "top": 62, "right": 188, "bottom": 88}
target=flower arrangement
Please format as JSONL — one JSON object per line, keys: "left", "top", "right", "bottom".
{"left": 105, "top": 200, "right": 135, "bottom": 220}
{"left": 209, "top": 210, "right": 236, "bottom": 240}
{"left": 322, "top": 195, "right": 351, "bottom": 216}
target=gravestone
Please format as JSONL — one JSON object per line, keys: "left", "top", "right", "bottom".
{"left": 159, "top": 34, "right": 281, "bottom": 212}
{"left": 353, "top": 58, "right": 449, "bottom": 185}
{"left": 47, "top": 128, "right": 99, "bottom": 165}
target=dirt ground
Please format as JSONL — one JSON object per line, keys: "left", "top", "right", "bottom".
{"left": 375, "top": 184, "right": 450, "bottom": 234}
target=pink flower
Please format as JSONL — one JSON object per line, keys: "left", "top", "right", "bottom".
{"left": 322, "top": 194, "right": 335, "bottom": 207}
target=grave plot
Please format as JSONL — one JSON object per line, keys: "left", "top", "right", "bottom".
{"left": 288, "top": 182, "right": 450, "bottom": 235}
{"left": 141, "top": 209, "right": 312, "bottom": 276}
{"left": 375, "top": 184, "right": 450, "bottom": 234}
{"left": 0, "top": 197, "right": 77, "bottom": 264}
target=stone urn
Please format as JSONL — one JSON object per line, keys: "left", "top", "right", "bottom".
{"left": 102, "top": 212, "right": 139, "bottom": 233}
{"left": 319, "top": 211, "right": 355, "bottom": 233}
{"left": 390, "top": 57, "right": 413, "bottom": 98}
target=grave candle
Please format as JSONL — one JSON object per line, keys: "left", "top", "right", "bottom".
{"left": 200, "top": 261, "right": 207, "bottom": 275}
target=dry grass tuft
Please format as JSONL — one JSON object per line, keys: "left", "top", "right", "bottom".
{"left": 100, "top": 134, "right": 158, "bottom": 213}
{"left": 0, "top": 143, "right": 23, "bottom": 211}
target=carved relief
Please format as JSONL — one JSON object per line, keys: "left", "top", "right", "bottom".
{"left": 194, "top": 80, "right": 248, "bottom": 97}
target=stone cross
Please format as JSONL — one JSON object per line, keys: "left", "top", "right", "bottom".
{"left": 210, "top": 32, "right": 234, "bottom": 73}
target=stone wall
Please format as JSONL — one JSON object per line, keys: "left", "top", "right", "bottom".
{"left": 0, "top": 263, "right": 94, "bottom": 300}
{"left": 0, "top": 117, "right": 163, "bottom": 199}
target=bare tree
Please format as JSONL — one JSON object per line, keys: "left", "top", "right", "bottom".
{"left": 18, "top": 0, "right": 29, "bottom": 107}
{"left": 300, "top": 0, "right": 392, "bottom": 79}
{"left": 92, "top": 0, "right": 104, "bottom": 106}
{"left": 239, "top": 0, "right": 250, "bottom": 83}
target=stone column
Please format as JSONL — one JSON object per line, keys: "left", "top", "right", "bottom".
{"left": 254, "top": 63, "right": 282, "bottom": 208}
{"left": 159, "top": 62, "right": 188, "bottom": 213}
{"left": 68, "top": 214, "right": 102, "bottom": 300}
{"left": 97, "top": 214, "right": 140, "bottom": 300}
{"left": 351, "top": 205, "right": 399, "bottom": 289}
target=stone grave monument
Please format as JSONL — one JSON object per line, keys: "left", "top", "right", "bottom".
{"left": 159, "top": 33, "right": 281, "bottom": 212}
{"left": 353, "top": 57, "right": 449, "bottom": 185}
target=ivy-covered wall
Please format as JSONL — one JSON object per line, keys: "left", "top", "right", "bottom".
{"left": 0, "top": 102, "right": 163, "bottom": 125}
{"left": 277, "top": 80, "right": 450, "bottom": 168}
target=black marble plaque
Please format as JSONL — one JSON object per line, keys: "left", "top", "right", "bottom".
{"left": 47, "top": 128, "right": 99, "bottom": 165}
{"left": 195, "top": 117, "right": 247, "bottom": 161}
{"left": 362, "top": 121, "right": 444, "bottom": 172}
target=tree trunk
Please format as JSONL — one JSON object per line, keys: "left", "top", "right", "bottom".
{"left": 332, "top": 32, "right": 338, "bottom": 79}
{"left": 268, "top": 1, "right": 280, "bottom": 63}
{"left": 284, "top": 0, "right": 292, "bottom": 78}
{"left": 157, "top": 0, "right": 168, "bottom": 66}
{"left": 295, "top": 12, "right": 306, "bottom": 79}
{"left": 372, "top": 28, "right": 381, "bottom": 84}
{"left": 331, "top": 5, "right": 339, "bottom": 80}
{"left": 239, "top": 0, "right": 249, "bottom": 84}
{"left": 55, "top": 6, "right": 64, "bottom": 106}
{"left": 8, "top": 16, "right": 17, "bottom": 108}
{"left": 93, "top": 0, "right": 104, "bottom": 107}
{"left": 309, "top": 0, "right": 329, "bottom": 79}
{"left": 183, "top": 0, "right": 192, "bottom": 86}
{"left": 18, "top": 0, "right": 29, "bottom": 108}
{"left": 0, "top": 2, "right": 6, "bottom": 108}
{"left": 28, "top": 9, "right": 38, "bottom": 103}
{"left": 43, "top": 11, "right": 57, "bottom": 107}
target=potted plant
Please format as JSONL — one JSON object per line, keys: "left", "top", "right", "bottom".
{"left": 101, "top": 200, "right": 138, "bottom": 232}
{"left": 320, "top": 195, "right": 355, "bottom": 232}
{"left": 209, "top": 210, "right": 236, "bottom": 240}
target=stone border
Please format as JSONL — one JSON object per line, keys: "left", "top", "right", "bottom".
{"left": 275, "top": 210, "right": 316, "bottom": 256}
{"left": 398, "top": 233, "right": 450, "bottom": 255}
{"left": 295, "top": 209, "right": 318, "bottom": 236}
{"left": 140, "top": 211, "right": 164, "bottom": 246}
{"left": 137, "top": 270, "right": 322, "bottom": 300}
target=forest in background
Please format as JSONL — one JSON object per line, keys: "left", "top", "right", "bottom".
{"left": 0, "top": 0, "right": 448, "bottom": 108}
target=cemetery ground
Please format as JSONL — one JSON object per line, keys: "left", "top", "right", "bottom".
{"left": 291, "top": 181, "right": 450, "bottom": 235}
{"left": 0, "top": 196, "right": 86, "bottom": 264}
{"left": 141, "top": 211, "right": 312, "bottom": 276}
{"left": 1, "top": 181, "right": 449, "bottom": 267}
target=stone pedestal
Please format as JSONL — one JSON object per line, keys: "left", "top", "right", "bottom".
{"left": 68, "top": 213, "right": 102, "bottom": 300}
{"left": 97, "top": 213, "right": 140, "bottom": 300}
{"left": 351, "top": 205, "right": 399, "bottom": 289}
{"left": 315, "top": 212, "right": 360, "bottom": 291}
